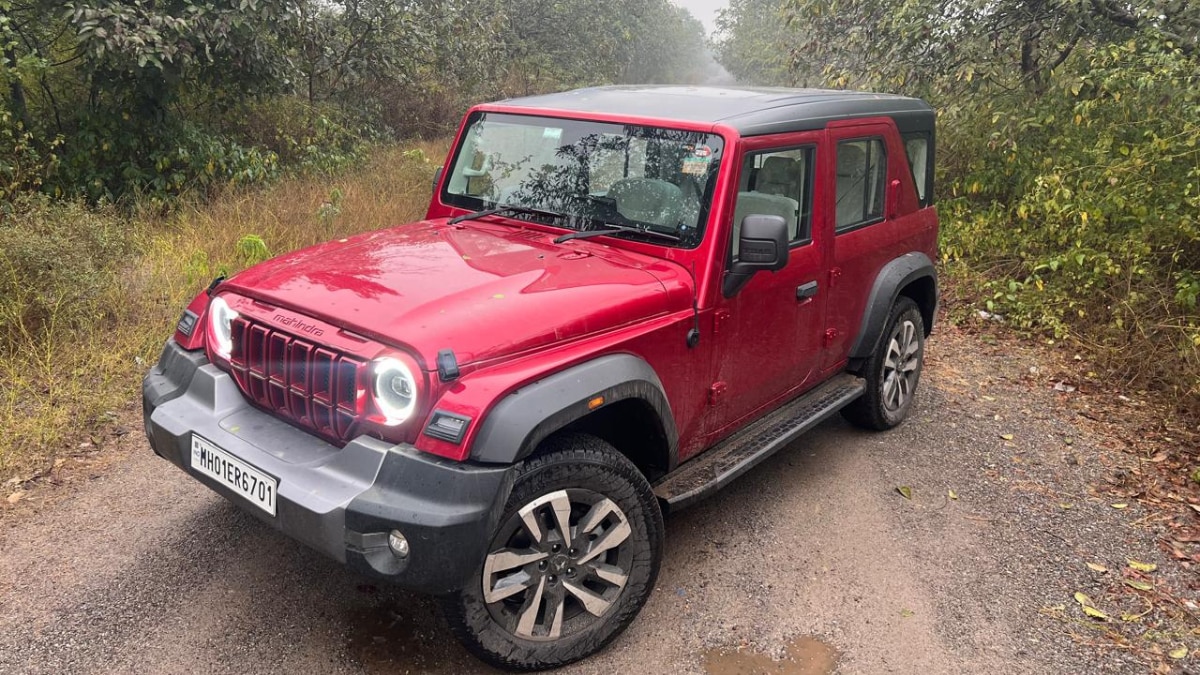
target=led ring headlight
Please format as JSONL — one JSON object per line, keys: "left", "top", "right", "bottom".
{"left": 209, "top": 296, "right": 239, "bottom": 359}
{"left": 373, "top": 357, "right": 418, "bottom": 425}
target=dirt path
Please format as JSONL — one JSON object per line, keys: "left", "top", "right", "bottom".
{"left": 0, "top": 326, "right": 1188, "bottom": 674}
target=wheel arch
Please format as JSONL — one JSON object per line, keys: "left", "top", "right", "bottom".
{"left": 848, "top": 252, "right": 938, "bottom": 371}
{"left": 469, "top": 354, "right": 678, "bottom": 479}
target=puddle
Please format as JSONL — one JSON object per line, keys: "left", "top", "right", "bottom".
{"left": 345, "top": 604, "right": 494, "bottom": 674}
{"left": 703, "top": 636, "right": 840, "bottom": 675}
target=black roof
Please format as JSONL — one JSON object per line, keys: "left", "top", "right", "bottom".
{"left": 497, "top": 85, "right": 935, "bottom": 136}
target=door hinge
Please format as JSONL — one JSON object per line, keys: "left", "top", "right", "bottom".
{"left": 823, "top": 328, "right": 839, "bottom": 346}
{"left": 713, "top": 309, "right": 731, "bottom": 334}
{"left": 708, "top": 381, "right": 728, "bottom": 405}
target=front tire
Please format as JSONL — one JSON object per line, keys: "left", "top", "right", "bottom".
{"left": 440, "top": 434, "right": 663, "bottom": 671}
{"left": 842, "top": 296, "right": 925, "bottom": 430}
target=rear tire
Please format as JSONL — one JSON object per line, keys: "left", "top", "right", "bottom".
{"left": 842, "top": 296, "right": 925, "bottom": 430}
{"left": 440, "top": 434, "right": 663, "bottom": 671}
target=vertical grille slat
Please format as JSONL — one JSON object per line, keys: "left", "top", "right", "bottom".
{"left": 225, "top": 316, "right": 366, "bottom": 444}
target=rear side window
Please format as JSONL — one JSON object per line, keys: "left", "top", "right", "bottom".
{"left": 903, "top": 133, "right": 932, "bottom": 207}
{"left": 835, "top": 138, "right": 886, "bottom": 231}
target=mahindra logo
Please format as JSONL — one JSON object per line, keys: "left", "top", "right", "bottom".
{"left": 272, "top": 314, "right": 325, "bottom": 337}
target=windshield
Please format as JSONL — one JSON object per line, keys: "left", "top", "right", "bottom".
{"left": 442, "top": 112, "right": 725, "bottom": 248}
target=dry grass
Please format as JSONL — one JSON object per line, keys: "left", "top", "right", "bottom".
{"left": 0, "top": 141, "right": 448, "bottom": 483}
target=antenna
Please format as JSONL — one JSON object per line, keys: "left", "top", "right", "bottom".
{"left": 686, "top": 261, "right": 701, "bottom": 348}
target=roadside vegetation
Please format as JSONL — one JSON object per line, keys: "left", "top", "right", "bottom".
{"left": 717, "top": 0, "right": 1200, "bottom": 417}
{"left": 0, "top": 0, "right": 712, "bottom": 479}
{"left": 0, "top": 143, "right": 446, "bottom": 480}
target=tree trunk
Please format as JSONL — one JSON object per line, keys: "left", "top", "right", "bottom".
{"left": 4, "top": 47, "right": 33, "bottom": 134}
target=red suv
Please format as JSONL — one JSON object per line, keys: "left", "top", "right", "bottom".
{"left": 143, "top": 86, "right": 938, "bottom": 670}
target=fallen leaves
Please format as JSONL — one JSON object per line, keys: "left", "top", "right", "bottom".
{"left": 5, "top": 491, "right": 24, "bottom": 505}
{"left": 1111, "top": 502, "right": 1129, "bottom": 509}
{"left": 1169, "top": 646, "right": 1189, "bottom": 660}
{"left": 948, "top": 489, "right": 958, "bottom": 500}
{"left": 896, "top": 486, "right": 912, "bottom": 500}
{"left": 1074, "top": 592, "right": 1110, "bottom": 621}
{"left": 1000, "top": 433, "right": 1014, "bottom": 441}
{"left": 1086, "top": 562, "right": 1109, "bottom": 573}
{"left": 1122, "top": 579, "right": 1154, "bottom": 592}
{"left": 1127, "top": 559, "right": 1157, "bottom": 573}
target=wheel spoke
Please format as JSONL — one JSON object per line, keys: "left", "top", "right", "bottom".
{"left": 576, "top": 518, "right": 631, "bottom": 565}
{"left": 486, "top": 570, "right": 536, "bottom": 603}
{"left": 549, "top": 492, "right": 573, "bottom": 549}
{"left": 575, "top": 497, "right": 618, "bottom": 536}
{"left": 544, "top": 584, "right": 566, "bottom": 639}
{"left": 485, "top": 548, "right": 548, "bottom": 575}
{"left": 519, "top": 506, "right": 546, "bottom": 545}
{"left": 518, "top": 489, "right": 575, "bottom": 546}
{"left": 482, "top": 548, "right": 547, "bottom": 603}
{"left": 589, "top": 562, "right": 628, "bottom": 589}
{"left": 563, "top": 579, "right": 613, "bottom": 616}
{"left": 884, "top": 339, "right": 901, "bottom": 371}
{"left": 882, "top": 372, "right": 898, "bottom": 409}
{"left": 515, "top": 575, "right": 547, "bottom": 637}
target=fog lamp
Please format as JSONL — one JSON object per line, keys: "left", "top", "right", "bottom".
{"left": 388, "top": 529, "right": 410, "bottom": 558}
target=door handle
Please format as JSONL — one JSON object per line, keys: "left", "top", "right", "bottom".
{"left": 796, "top": 281, "right": 819, "bottom": 300}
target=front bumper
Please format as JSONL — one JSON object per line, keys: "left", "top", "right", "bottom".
{"left": 142, "top": 340, "right": 513, "bottom": 594}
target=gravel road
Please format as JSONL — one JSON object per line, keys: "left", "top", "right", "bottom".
{"left": 0, "top": 326, "right": 1181, "bottom": 674}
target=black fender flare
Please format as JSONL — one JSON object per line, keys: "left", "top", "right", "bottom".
{"left": 469, "top": 354, "right": 678, "bottom": 466}
{"left": 848, "top": 252, "right": 938, "bottom": 363}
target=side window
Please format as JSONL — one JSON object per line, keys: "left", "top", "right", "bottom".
{"left": 835, "top": 138, "right": 886, "bottom": 231}
{"left": 903, "top": 133, "right": 931, "bottom": 207}
{"left": 730, "top": 146, "right": 815, "bottom": 260}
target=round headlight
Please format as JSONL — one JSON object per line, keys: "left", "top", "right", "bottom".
{"left": 373, "top": 357, "right": 418, "bottom": 425}
{"left": 209, "top": 296, "right": 239, "bottom": 359}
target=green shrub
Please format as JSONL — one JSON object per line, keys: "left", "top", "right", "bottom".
{"left": 49, "top": 117, "right": 280, "bottom": 205}
{"left": 0, "top": 195, "right": 138, "bottom": 348}
{"left": 215, "top": 97, "right": 377, "bottom": 176}
{"left": 940, "top": 40, "right": 1199, "bottom": 408}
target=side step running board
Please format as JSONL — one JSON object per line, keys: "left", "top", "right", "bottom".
{"left": 653, "top": 373, "right": 865, "bottom": 512}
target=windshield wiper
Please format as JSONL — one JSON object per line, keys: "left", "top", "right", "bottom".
{"left": 553, "top": 221, "right": 681, "bottom": 244}
{"left": 449, "top": 204, "right": 564, "bottom": 225}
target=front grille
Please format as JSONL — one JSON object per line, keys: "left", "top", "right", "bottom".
{"left": 227, "top": 317, "right": 366, "bottom": 443}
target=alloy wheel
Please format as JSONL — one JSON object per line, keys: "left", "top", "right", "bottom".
{"left": 482, "top": 489, "right": 632, "bottom": 641}
{"left": 882, "top": 318, "right": 920, "bottom": 412}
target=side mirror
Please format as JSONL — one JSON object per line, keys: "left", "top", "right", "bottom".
{"left": 723, "top": 214, "right": 789, "bottom": 297}
{"left": 432, "top": 166, "right": 444, "bottom": 195}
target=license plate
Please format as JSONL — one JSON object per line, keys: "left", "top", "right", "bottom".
{"left": 190, "top": 435, "right": 278, "bottom": 516}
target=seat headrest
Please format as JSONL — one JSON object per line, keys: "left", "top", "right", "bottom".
{"left": 837, "top": 145, "right": 867, "bottom": 177}
{"left": 760, "top": 156, "right": 800, "bottom": 185}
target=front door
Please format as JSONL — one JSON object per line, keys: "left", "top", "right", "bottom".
{"left": 702, "top": 132, "right": 828, "bottom": 442}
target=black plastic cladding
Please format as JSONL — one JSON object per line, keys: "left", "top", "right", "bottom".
{"left": 470, "top": 354, "right": 678, "bottom": 468}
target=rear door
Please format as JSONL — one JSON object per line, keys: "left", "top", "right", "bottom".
{"left": 821, "top": 121, "right": 923, "bottom": 371}
{"left": 703, "top": 132, "right": 828, "bottom": 439}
